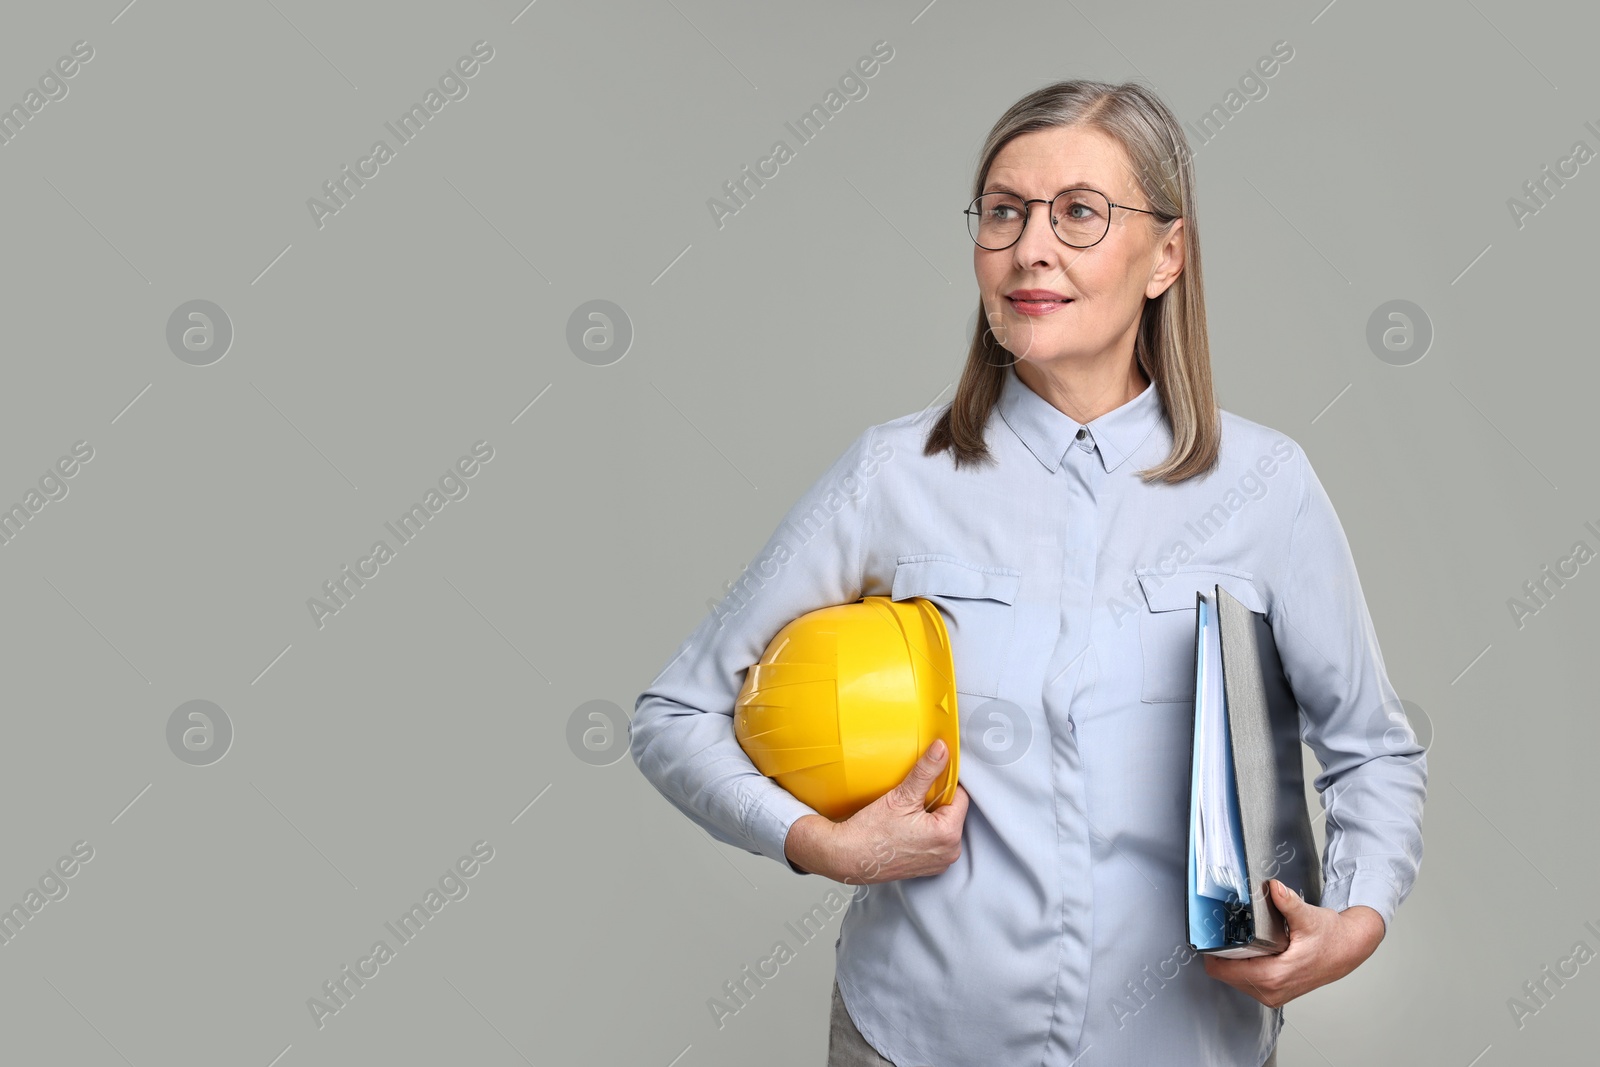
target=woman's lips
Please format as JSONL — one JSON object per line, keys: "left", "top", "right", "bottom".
{"left": 1007, "top": 296, "right": 1073, "bottom": 316}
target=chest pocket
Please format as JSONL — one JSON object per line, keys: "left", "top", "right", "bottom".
{"left": 891, "top": 555, "right": 1021, "bottom": 699}
{"left": 1135, "top": 566, "right": 1268, "bottom": 704}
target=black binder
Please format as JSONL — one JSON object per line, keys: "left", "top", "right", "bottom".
{"left": 1185, "top": 583, "right": 1322, "bottom": 957}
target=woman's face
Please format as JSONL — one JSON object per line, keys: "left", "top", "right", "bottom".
{"left": 973, "top": 124, "right": 1183, "bottom": 374}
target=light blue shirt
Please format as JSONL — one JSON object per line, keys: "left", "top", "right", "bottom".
{"left": 631, "top": 364, "right": 1427, "bottom": 1067}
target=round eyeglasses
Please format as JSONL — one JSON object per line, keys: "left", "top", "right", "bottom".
{"left": 963, "top": 188, "right": 1167, "bottom": 250}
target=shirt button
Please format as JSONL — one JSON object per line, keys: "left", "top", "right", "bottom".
{"left": 1075, "top": 427, "right": 1087, "bottom": 439}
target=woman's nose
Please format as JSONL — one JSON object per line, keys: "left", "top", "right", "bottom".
{"left": 1012, "top": 203, "right": 1061, "bottom": 266}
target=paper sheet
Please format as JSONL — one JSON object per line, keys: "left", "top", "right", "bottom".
{"left": 1194, "top": 593, "right": 1249, "bottom": 902}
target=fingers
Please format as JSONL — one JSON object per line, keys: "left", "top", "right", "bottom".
{"left": 845, "top": 741, "right": 966, "bottom": 879}
{"left": 893, "top": 739, "right": 949, "bottom": 808}
{"left": 936, "top": 782, "right": 969, "bottom": 820}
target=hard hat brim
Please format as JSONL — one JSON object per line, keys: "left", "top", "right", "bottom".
{"left": 879, "top": 596, "right": 961, "bottom": 811}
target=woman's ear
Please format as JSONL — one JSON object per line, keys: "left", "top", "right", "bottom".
{"left": 1146, "top": 217, "right": 1185, "bottom": 299}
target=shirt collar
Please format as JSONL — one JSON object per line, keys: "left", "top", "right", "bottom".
{"left": 996, "top": 363, "right": 1166, "bottom": 474}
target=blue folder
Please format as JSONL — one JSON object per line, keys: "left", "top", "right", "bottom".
{"left": 1187, "top": 595, "right": 1251, "bottom": 950}
{"left": 1184, "top": 585, "right": 1323, "bottom": 957}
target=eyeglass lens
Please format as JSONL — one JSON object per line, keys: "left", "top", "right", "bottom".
{"left": 968, "top": 190, "right": 1110, "bottom": 249}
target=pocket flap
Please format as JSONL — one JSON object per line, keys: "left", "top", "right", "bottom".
{"left": 1136, "top": 566, "right": 1265, "bottom": 614}
{"left": 892, "top": 555, "right": 1021, "bottom": 605}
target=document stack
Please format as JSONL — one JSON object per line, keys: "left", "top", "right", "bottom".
{"left": 1186, "top": 584, "right": 1322, "bottom": 957}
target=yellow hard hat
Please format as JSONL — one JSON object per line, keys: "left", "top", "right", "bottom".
{"left": 733, "top": 596, "right": 960, "bottom": 820}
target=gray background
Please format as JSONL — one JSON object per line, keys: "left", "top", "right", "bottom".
{"left": 0, "top": 0, "right": 1591, "bottom": 1064}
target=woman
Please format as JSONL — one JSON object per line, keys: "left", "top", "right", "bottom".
{"left": 631, "top": 80, "right": 1426, "bottom": 1067}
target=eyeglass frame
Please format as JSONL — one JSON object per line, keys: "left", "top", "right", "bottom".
{"left": 962, "top": 187, "right": 1172, "bottom": 250}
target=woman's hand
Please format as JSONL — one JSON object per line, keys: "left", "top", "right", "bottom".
{"left": 786, "top": 739, "right": 967, "bottom": 884}
{"left": 1202, "top": 879, "right": 1387, "bottom": 1009}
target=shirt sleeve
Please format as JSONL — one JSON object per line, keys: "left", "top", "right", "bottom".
{"left": 629, "top": 425, "right": 884, "bottom": 875}
{"left": 1270, "top": 444, "right": 1427, "bottom": 934}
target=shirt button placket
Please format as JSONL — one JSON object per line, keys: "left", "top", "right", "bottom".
{"left": 1045, "top": 440, "right": 1098, "bottom": 1063}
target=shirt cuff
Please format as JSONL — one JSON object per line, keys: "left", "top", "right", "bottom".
{"left": 745, "top": 786, "right": 823, "bottom": 875}
{"left": 1318, "top": 870, "right": 1403, "bottom": 935}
